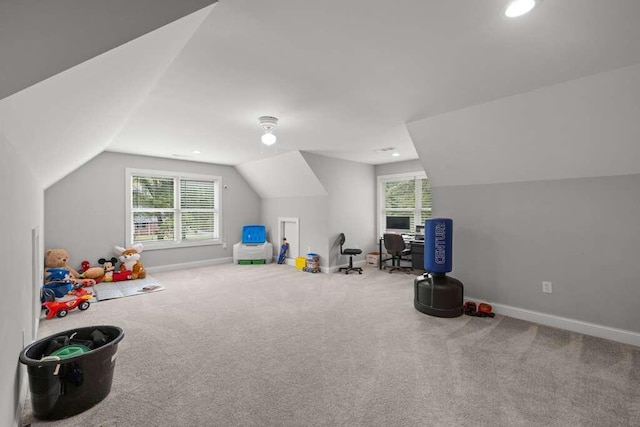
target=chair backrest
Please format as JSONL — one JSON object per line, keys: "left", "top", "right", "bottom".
{"left": 383, "top": 233, "right": 405, "bottom": 254}
{"left": 338, "top": 233, "right": 346, "bottom": 254}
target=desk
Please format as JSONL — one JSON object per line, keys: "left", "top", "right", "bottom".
{"left": 378, "top": 237, "right": 425, "bottom": 271}
{"left": 410, "top": 241, "right": 424, "bottom": 270}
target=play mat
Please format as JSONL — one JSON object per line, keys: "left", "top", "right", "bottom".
{"left": 92, "top": 275, "right": 164, "bottom": 301}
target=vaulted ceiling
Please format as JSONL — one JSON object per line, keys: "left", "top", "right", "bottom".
{"left": 1, "top": 0, "right": 640, "bottom": 188}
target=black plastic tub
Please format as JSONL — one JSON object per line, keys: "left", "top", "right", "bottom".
{"left": 19, "top": 325, "right": 124, "bottom": 420}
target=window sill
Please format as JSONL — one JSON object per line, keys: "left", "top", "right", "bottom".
{"left": 133, "top": 239, "right": 221, "bottom": 251}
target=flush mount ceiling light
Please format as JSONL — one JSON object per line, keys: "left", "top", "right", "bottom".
{"left": 259, "top": 116, "right": 278, "bottom": 146}
{"left": 505, "top": 0, "right": 537, "bottom": 17}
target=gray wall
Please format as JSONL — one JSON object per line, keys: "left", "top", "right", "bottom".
{"left": 303, "top": 153, "right": 376, "bottom": 267}
{"left": 375, "top": 159, "right": 424, "bottom": 177}
{"left": 0, "top": 132, "right": 43, "bottom": 427}
{"left": 434, "top": 174, "right": 640, "bottom": 332}
{"left": 260, "top": 153, "right": 376, "bottom": 270}
{"left": 45, "top": 152, "right": 261, "bottom": 270}
{"left": 261, "top": 196, "right": 329, "bottom": 265}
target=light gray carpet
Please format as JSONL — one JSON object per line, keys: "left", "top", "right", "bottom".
{"left": 22, "top": 263, "right": 640, "bottom": 426}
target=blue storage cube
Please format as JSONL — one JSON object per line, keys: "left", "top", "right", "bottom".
{"left": 242, "top": 225, "right": 266, "bottom": 244}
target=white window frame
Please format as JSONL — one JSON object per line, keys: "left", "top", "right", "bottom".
{"left": 377, "top": 171, "right": 431, "bottom": 237}
{"left": 125, "top": 168, "right": 221, "bottom": 250}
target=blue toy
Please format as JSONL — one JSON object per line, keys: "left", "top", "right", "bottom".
{"left": 43, "top": 268, "right": 74, "bottom": 298}
{"left": 277, "top": 238, "right": 289, "bottom": 264}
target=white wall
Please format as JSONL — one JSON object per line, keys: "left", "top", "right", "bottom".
{"left": 0, "top": 132, "right": 43, "bottom": 427}
{"left": 45, "top": 152, "right": 261, "bottom": 270}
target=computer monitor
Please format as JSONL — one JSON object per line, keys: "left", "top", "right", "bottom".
{"left": 385, "top": 216, "right": 411, "bottom": 233}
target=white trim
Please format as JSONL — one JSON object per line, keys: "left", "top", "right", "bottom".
{"left": 16, "top": 375, "right": 27, "bottom": 427}
{"left": 465, "top": 296, "right": 640, "bottom": 347}
{"left": 377, "top": 171, "right": 431, "bottom": 237}
{"left": 145, "top": 257, "right": 232, "bottom": 273}
{"left": 278, "top": 217, "right": 299, "bottom": 260}
{"left": 125, "top": 168, "right": 221, "bottom": 250}
{"left": 377, "top": 171, "right": 427, "bottom": 180}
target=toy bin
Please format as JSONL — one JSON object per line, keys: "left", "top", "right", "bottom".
{"left": 19, "top": 325, "right": 124, "bottom": 420}
{"left": 304, "top": 253, "right": 320, "bottom": 273}
{"left": 295, "top": 256, "right": 307, "bottom": 270}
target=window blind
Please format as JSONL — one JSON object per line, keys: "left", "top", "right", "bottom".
{"left": 127, "top": 170, "right": 220, "bottom": 247}
{"left": 180, "top": 179, "right": 216, "bottom": 241}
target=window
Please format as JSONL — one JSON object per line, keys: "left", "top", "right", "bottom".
{"left": 126, "top": 169, "right": 221, "bottom": 249}
{"left": 378, "top": 172, "right": 432, "bottom": 236}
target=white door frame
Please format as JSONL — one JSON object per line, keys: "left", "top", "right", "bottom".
{"left": 278, "top": 217, "right": 299, "bottom": 266}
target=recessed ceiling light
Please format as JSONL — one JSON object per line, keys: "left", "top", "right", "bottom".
{"left": 392, "top": 152, "right": 400, "bottom": 157}
{"left": 191, "top": 150, "right": 201, "bottom": 155}
{"left": 505, "top": 0, "right": 537, "bottom": 18}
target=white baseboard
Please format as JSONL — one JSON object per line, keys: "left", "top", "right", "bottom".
{"left": 145, "top": 257, "right": 232, "bottom": 273}
{"left": 16, "top": 371, "right": 27, "bottom": 427}
{"left": 465, "top": 296, "right": 640, "bottom": 347}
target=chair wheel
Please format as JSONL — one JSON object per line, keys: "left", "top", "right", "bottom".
{"left": 359, "top": 271, "right": 362, "bottom": 274}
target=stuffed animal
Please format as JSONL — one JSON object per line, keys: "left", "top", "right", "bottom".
{"left": 79, "top": 260, "right": 106, "bottom": 282}
{"left": 44, "top": 268, "right": 73, "bottom": 284}
{"left": 113, "top": 244, "right": 146, "bottom": 280}
{"left": 98, "top": 257, "right": 132, "bottom": 282}
{"left": 45, "top": 248, "right": 95, "bottom": 287}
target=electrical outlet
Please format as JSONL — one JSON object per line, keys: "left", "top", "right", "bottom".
{"left": 222, "top": 242, "right": 227, "bottom": 249}
{"left": 542, "top": 281, "right": 552, "bottom": 294}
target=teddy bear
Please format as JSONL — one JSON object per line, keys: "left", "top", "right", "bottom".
{"left": 113, "top": 243, "right": 146, "bottom": 280}
{"left": 45, "top": 248, "right": 95, "bottom": 287}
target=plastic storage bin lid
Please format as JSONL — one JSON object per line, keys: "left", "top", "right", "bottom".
{"left": 242, "top": 225, "right": 266, "bottom": 244}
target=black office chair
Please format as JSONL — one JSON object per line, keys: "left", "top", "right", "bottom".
{"left": 338, "top": 233, "right": 363, "bottom": 274}
{"left": 383, "top": 233, "right": 412, "bottom": 274}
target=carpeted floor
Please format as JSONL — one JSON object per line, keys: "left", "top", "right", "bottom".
{"left": 92, "top": 275, "right": 164, "bottom": 301}
{"left": 22, "top": 263, "right": 640, "bottom": 426}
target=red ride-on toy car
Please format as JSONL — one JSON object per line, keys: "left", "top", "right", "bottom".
{"left": 43, "top": 294, "right": 92, "bottom": 319}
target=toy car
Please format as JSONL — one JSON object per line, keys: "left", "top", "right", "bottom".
{"left": 43, "top": 294, "right": 92, "bottom": 319}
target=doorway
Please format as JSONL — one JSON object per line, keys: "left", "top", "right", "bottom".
{"left": 278, "top": 217, "right": 299, "bottom": 265}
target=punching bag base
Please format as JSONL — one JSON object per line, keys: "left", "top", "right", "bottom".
{"left": 414, "top": 274, "right": 464, "bottom": 318}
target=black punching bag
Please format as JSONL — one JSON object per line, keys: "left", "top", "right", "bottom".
{"left": 414, "top": 218, "right": 464, "bottom": 318}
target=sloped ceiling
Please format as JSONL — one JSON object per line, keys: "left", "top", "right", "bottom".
{"left": 3, "top": 0, "right": 640, "bottom": 191}
{"left": 107, "top": 0, "right": 640, "bottom": 168}
{"left": 0, "top": 5, "right": 215, "bottom": 188}
{"left": 408, "top": 63, "right": 640, "bottom": 187}
{"left": 0, "top": 0, "right": 217, "bottom": 100}
{"left": 236, "top": 151, "right": 327, "bottom": 199}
